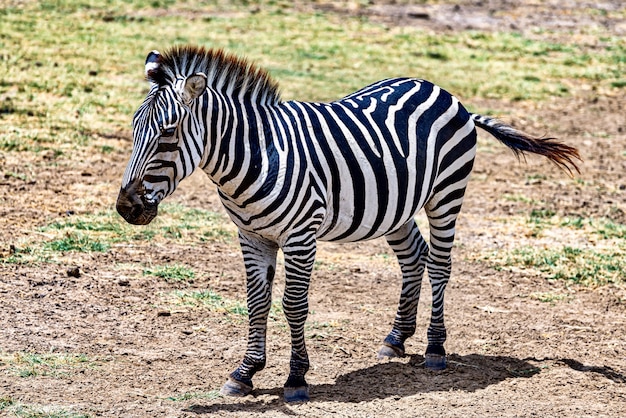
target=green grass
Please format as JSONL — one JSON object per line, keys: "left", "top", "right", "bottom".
{"left": 163, "top": 289, "right": 285, "bottom": 319}
{"left": 503, "top": 246, "right": 626, "bottom": 286}
{"left": 527, "top": 212, "right": 626, "bottom": 240}
{"left": 44, "top": 232, "right": 110, "bottom": 253}
{"left": 0, "top": 397, "right": 14, "bottom": 409}
{"left": 42, "top": 204, "right": 234, "bottom": 244}
{"left": 489, "top": 245, "right": 625, "bottom": 286}
{"left": 501, "top": 193, "right": 540, "bottom": 205}
{"left": 474, "top": 213, "right": 626, "bottom": 286}
{"left": 0, "top": 397, "right": 89, "bottom": 418}
{"left": 0, "top": 351, "right": 94, "bottom": 378}
{"left": 1, "top": 203, "right": 235, "bottom": 265}
{"left": 167, "top": 289, "right": 249, "bottom": 316}
{"left": 593, "top": 219, "right": 626, "bottom": 239}
{"left": 165, "top": 390, "right": 221, "bottom": 402}
{"left": 529, "top": 292, "right": 569, "bottom": 304}
{"left": 143, "top": 264, "right": 195, "bottom": 282}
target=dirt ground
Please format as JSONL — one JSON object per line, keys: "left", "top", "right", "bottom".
{"left": 1, "top": 2, "right": 625, "bottom": 417}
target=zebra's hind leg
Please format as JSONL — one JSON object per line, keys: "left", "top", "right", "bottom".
{"left": 422, "top": 191, "right": 465, "bottom": 370}
{"left": 221, "top": 231, "right": 278, "bottom": 397}
{"left": 378, "top": 219, "right": 429, "bottom": 359}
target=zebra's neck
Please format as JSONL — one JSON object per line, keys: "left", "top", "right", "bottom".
{"left": 200, "top": 93, "right": 289, "bottom": 209}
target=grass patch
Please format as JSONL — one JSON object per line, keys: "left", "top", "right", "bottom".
{"left": 165, "top": 390, "right": 221, "bottom": 402}
{"left": 610, "top": 80, "right": 626, "bottom": 88}
{"left": 486, "top": 245, "right": 625, "bottom": 286}
{"left": 168, "top": 289, "right": 249, "bottom": 316}
{"left": 473, "top": 213, "right": 626, "bottom": 286}
{"left": 0, "top": 203, "right": 236, "bottom": 265}
{"left": 143, "top": 264, "right": 195, "bottom": 282}
{"left": 0, "top": 351, "right": 94, "bottom": 378}
{"left": 529, "top": 292, "right": 569, "bottom": 304}
{"left": 502, "top": 193, "right": 540, "bottom": 205}
{"left": 0, "top": 398, "right": 89, "bottom": 418}
{"left": 593, "top": 219, "right": 626, "bottom": 239}
{"left": 43, "top": 204, "right": 234, "bottom": 245}
{"left": 0, "top": 397, "right": 14, "bottom": 409}
{"left": 527, "top": 212, "right": 626, "bottom": 240}
{"left": 164, "top": 289, "right": 285, "bottom": 319}
{"left": 44, "top": 232, "right": 110, "bottom": 253}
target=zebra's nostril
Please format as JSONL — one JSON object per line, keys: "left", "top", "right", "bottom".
{"left": 116, "top": 184, "right": 158, "bottom": 225}
{"left": 116, "top": 185, "right": 146, "bottom": 222}
{"left": 130, "top": 203, "right": 144, "bottom": 220}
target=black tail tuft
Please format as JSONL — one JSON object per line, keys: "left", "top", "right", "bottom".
{"left": 471, "top": 114, "right": 581, "bottom": 176}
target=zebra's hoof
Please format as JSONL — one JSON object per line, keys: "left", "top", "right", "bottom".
{"left": 377, "top": 343, "right": 405, "bottom": 359}
{"left": 284, "top": 386, "right": 309, "bottom": 403}
{"left": 220, "top": 377, "right": 253, "bottom": 397}
{"left": 424, "top": 353, "right": 447, "bottom": 370}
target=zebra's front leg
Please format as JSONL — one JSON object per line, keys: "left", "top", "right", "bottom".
{"left": 379, "top": 220, "right": 429, "bottom": 359}
{"left": 281, "top": 233, "right": 316, "bottom": 403}
{"left": 221, "top": 231, "right": 278, "bottom": 397}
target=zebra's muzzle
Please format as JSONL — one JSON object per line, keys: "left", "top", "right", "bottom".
{"left": 116, "top": 181, "right": 158, "bottom": 226}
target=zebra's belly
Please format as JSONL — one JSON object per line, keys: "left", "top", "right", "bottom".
{"left": 219, "top": 175, "right": 423, "bottom": 244}
{"left": 315, "top": 180, "right": 426, "bottom": 243}
{"left": 316, "top": 217, "right": 408, "bottom": 243}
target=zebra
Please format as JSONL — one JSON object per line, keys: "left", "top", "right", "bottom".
{"left": 116, "top": 45, "right": 580, "bottom": 403}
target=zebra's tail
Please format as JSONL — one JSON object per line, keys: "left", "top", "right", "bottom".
{"left": 471, "top": 114, "right": 581, "bottom": 176}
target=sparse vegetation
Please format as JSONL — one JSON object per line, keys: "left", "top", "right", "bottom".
{"left": 484, "top": 245, "right": 625, "bottom": 286}
{"left": 0, "top": 351, "right": 94, "bottom": 378}
{"left": 529, "top": 292, "right": 569, "bottom": 304}
{"left": 167, "top": 289, "right": 249, "bottom": 316}
{"left": 1, "top": 204, "right": 235, "bottom": 265}
{"left": 43, "top": 204, "right": 235, "bottom": 245}
{"left": 163, "top": 289, "right": 287, "bottom": 319}
{"left": 143, "top": 264, "right": 195, "bottom": 282}
{"left": 44, "top": 232, "right": 110, "bottom": 253}
{"left": 165, "top": 390, "right": 222, "bottom": 402}
{"left": 473, "top": 212, "right": 626, "bottom": 286}
{"left": 0, "top": 398, "right": 89, "bottom": 418}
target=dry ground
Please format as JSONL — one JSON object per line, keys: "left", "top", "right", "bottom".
{"left": 1, "top": 1, "right": 625, "bottom": 417}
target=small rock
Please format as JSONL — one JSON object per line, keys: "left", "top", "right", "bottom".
{"left": 408, "top": 11, "right": 429, "bottom": 19}
{"left": 181, "top": 330, "right": 193, "bottom": 335}
{"left": 157, "top": 311, "right": 171, "bottom": 317}
{"left": 118, "top": 279, "right": 130, "bottom": 286}
{"left": 67, "top": 267, "right": 80, "bottom": 278}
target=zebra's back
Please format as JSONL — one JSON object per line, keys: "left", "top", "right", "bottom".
{"left": 281, "top": 78, "right": 477, "bottom": 243}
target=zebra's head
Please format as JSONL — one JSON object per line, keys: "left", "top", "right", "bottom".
{"left": 116, "top": 50, "right": 208, "bottom": 225}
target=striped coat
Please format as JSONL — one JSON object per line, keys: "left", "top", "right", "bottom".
{"left": 117, "top": 46, "right": 580, "bottom": 402}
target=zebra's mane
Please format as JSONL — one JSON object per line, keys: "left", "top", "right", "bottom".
{"left": 147, "top": 45, "right": 281, "bottom": 106}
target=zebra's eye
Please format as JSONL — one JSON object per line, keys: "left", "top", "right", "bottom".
{"left": 161, "top": 126, "right": 176, "bottom": 137}
{"left": 161, "top": 126, "right": 177, "bottom": 137}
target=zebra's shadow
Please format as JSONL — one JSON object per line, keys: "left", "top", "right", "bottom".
{"left": 184, "top": 353, "right": 624, "bottom": 414}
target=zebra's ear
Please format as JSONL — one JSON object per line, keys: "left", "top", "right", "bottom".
{"left": 145, "top": 50, "right": 161, "bottom": 83}
{"left": 180, "top": 73, "right": 207, "bottom": 103}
